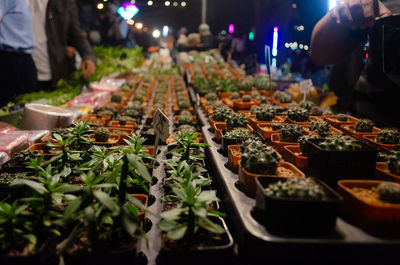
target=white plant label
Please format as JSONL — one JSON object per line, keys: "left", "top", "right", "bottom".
{"left": 300, "top": 79, "right": 313, "bottom": 101}
{"left": 153, "top": 109, "right": 170, "bottom": 142}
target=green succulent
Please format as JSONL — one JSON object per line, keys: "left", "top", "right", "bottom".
{"left": 271, "top": 123, "right": 283, "bottom": 131}
{"left": 250, "top": 105, "right": 261, "bottom": 115}
{"left": 94, "top": 127, "right": 110, "bottom": 142}
{"left": 240, "top": 77, "right": 254, "bottom": 91}
{"left": 224, "top": 128, "right": 251, "bottom": 140}
{"left": 279, "top": 124, "right": 306, "bottom": 143}
{"left": 288, "top": 108, "right": 309, "bottom": 122}
{"left": 323, "top": 110, "right": 334, "bottom": 116}
{"left": 337, "top": 114, "right": 348, "bottom": 121}
{"left": 265, "top": 178, "right": 327, "bottom": 200}
{"left": 309, "top": 121, "right": 330, "bottom": 134}
{"left": 212, "top": 106, "right": 232, "bottom": 122}
{"left": 319, "top": 135, "right": 362, "bottom": 151}
{"left": 240, "top": 138, "right": 264, "bottom": 153}
{"left": 242, "top": 95, "right": 252, "bottom": 103}
{"left": 120, "top": 83, "right": 132, "bottom": 92}
{"left": 378, "top": 182, "right": 400, "bottom": 204}
{"left": 205, "top": 92, "right": 218, "bottom": 102}
{"left": 255, "top": 107, "right": 276, "bottom": 121}
{"left": 299, "top": 100, "right": 315, "bottom": 111}
{"left": 241, "top": 145, "right": 280, "bottom": 175}
{"left": 111, "top": 93, "right": 123, "bottom": 103}
{"left": 309, "top": 106, "right": 323, "bottom": 116}
{"left": 255, "top": 74, "right": 274, "bottom": 91}
{"left": 178, "top": 113, "right": 194, "bottom": 125}
{"left": 226, "top": 113, "right": 248, "bottom": 130}
{"left": 178, "top": 99, "right": 191, "bottom": 109}
{"left": 355, "top": 119, "right": 374, "bottom": 133}
{"left": 176, "top": 124, "right": 197, "bottom": 135}
{"left": 125, "top": 108, "right": 141, "bottom": 118}
{"left": 376, "top": 129, "right": 400, "bottom": 145}
{"left": 96, "top": 109, "right": 114, "bottom": 117}
{"left": 388, "top": 152, "right": 400, "bottom": 175}
{"left": 279, "top": 93, "right": 292, "bottom": 103}
{"left": 230, "top": 92, "right": 240, "bottom": 99}
{"left": 299, "top": 134, "right": 323, "bottom": 156}
{"left": 118, "top": 115, "right": 135, "bottom": 125}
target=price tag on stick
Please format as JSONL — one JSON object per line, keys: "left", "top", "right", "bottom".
{"left": 152, "top": 109, "right": 170, "bottom": 158}
{"left": 300, "top": 79, "right": 313, "bottom": 102}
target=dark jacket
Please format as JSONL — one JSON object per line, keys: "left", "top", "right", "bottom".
{"left": 46, "top": 0, "right": 96, "bottom": 86}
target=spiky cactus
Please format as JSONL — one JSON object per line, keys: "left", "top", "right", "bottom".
{"left": 337, "top": 114, "right": 348, "bottom": 121}
{"left": 309, "top": 121, "right": 330, "bottom": 134}
{"left": 265, "top": 178, "right": 327, "bottom": 200}
{"left": 319, "top": 135, "right": 362, "bottom": 151}
{"left": 376, "top": 129, "right": 400, "bottom": 145}
{"left": 242, "top": 95, "right": 252, "bottom": 103}
{"left": 271, "top": 123, "right": 283, "bottom": 131}
{"left": 241, "top": 138, "right": 264, "bottom": 153}
{"left": 299, "top": 100, "right": 315, "bottom": 111}
{"left": 388, "top": 152, "right": 400, "bottom": 175}
{"left": 279, "top": 93, "right": 292, "bottom": 103}
{"left": 255, "top": 107, "right": 276, "bottom": 122}
{"left": 288, "top": 108, "right": 309, "bottom": 122}
{"left": 299, "top": 134, "right": 323, "bottom": 156}
{"left": 212, "top": 106, "right": 232, "bottom": 122}
{"left": 355, "top": 119, "right": 374, "bottom": 133}
{"left": 254, "top": 74, "right": 274, "bottom": 91}
{"left": 226, "top": 113, "right": 248, "bottom": 130}
{"left": 279, "top": 124, "right": 306, "bottom": 143}
{"left": 94, "top": 127, "right": 110, "bottom": 142}
{"left": 205, "top": 92, "right": 218, "bottom": 102}
{"left": 224, "top": 128, "right": 251, "bottom": 140}
{"left": 323, "top": 110, "right": 334, "bottom": 116}
{"left": 378, "top": 182, "right": 400, "bottom": 203}
{"left": 241, "top": 145, "right": 281, "bottom": 175}
{"left": 240, "top": 76, "right": 254, "bottom": 91}
{"left": 230, "top": 92, "right": 240, "bottom": 100}
{"left": 111, "top": 93, "right": 123, "bottom": 103}
{"left": 309, "top": 106, "right": 323, "bottom": 116}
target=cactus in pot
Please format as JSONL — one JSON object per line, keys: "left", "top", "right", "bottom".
{"left": 288, "top": 108, "right": 309, "bottom": 122}
{"left": 240, "top": 76, "right": 254, "bottom": 91}
{"left": 378, "top": 182, "right": 400, "bottom": 204}
{"left": 94, "top": 127, "right": 110, "bottom": 142}
{"left": 299, "top": 100, "right": 315, "bottom": 111}
{"left": 337, "top": 114, "right": 348, "bottom": 121}
{"left": 279, "top": 124, "right": 306, "bottom": 143}
{"left": 255, "top": 107, "right": 276, "bottom": 122}
{"left": 241, "top": 145, "right": 281, "bottom": 175}
{"left": 242, "top": 95, "right": 252, "bottom": 103}
{"left": 299, "top": 134, "right": 323, "bottom": 156}
{"left": 388, "top": 152, "right": 400, "bottom": 175}
{"left": 376, "top": 128, "right": 400, "bottom": 145}
{"left": 224, "top": 128, "right": 251, "bottom": 140}
{"left": 230, "top": 92, "right": 240, "bottom": 100}
{"left": 309, "top": 106, "right": 323, "bottom": 116}
{"left": 309, "top": 121, "right": 330, "bottom": 134}
{"left": 212, "top": 106, "right": 232, "bottom": 122}
{"left": 265, "top": 178, "right": 327, "bottom": 200}
{"left": 226, "top": 113, "right": 248, "bottom": 130}
{"left": 279, "top": 93, "right": 292, "bottom": 103}
{"left": 254, "top": 74, "right": 273, "bottom": 91}
{"left": 354, "top": 119, "right": 374, "bottom": 133}
{"left": 318, "top": 135, "right": 362, "bottom": 151}
{"left": 205, "top": 92, "right": 218, "bottom": 102}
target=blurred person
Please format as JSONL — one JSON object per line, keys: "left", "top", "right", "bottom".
{"left": 28, "top": 0, "right": 96, "bottom": 90}
{"left": 98, "top": 5, "right": 121, "bottom": 46}
{"left": 311, "top": 0, "right": 400, "bottom": 127}
{"left": 162, "top": 29, "right": 175, "bottom": 51}
{"left": 0, "top": 0, "right": 36, "bottom": 106}
{"left": 228, "top": 28, "right": 247, "bottom": 66}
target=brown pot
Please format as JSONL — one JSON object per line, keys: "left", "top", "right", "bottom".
{"left": 106, "top": 127, "right": 134, "bottom": 144}
{"left": 109, "top": 121, "right": 138, "bottom": 130}
{"left": 89, "top": 133, "right": 120, "bottom": 146}
{"left": 324, "top": 115, "right": 359, "bottom": 129}
{"left": 131, "top": 194, "right": 148, "bottom": 222}
{"left": 363, "top": 135, "right": 400, "bottom": 150}
{"left": 232, "top": 99, "right": 261, "bottom": 111}
{"left": 271, "top": 133, "right": 300, "bottom": 154}
{"left": 227, "top": 145, "right": 241, "bottom": 173}
{"left": 248, "top": 115, "right": 285, "bottom": 130}
{"left": 341, "top": 125, "right": 380, "bottom": 139}
{"left": 375, "top": 162, "right": 400, "bottom": 183}
{"left": 283, "top": 145, "right": 307, "bottom": 170}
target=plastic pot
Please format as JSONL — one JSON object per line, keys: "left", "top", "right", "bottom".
{"left": 283, "top": 145, "right": 307, "bottom": 170}
{"left": 89, "top": 134, "right": 121, "bottom": 146}
{"left": 130, "top": 194, "right": 148, "bottom": 222}
{"left": 306, "top": 138, "right": 377, "bottom": 189}
{"left": 341, "top": 125, "right": 380, "bottom": 139}
{"left": 213, "top": 122, "right": 227, "bottom": 143}
{"left": 375, "top": 162, "right": 400, "bottom": 183}
{"left": 238, "top": 162, "right": 305, "bottom": 197}
{"left": 270, "top": 133, "right": 300, "bottom": 154}
{"left": 338, "top": 180, "right": 400, "bottom": 236}
{"left": 248, "top": 115, "right": 284, "bottom": 130}
{"left": 106, "top": 127, "right": 134, "bottom": 144}
{"left": 256, "top": 123, "right": 282, "bottom": 142}
{"left": 227, "top": 145, "right": 241, "bottom": 173}
{"left": 286, "top": 116, "right": 322, "bottom": 126}
{"left": 324, "top": 115, "right": 359, "bottom": 129}
{"left": 232, "top": 99, "right": 260, "bottom": 111}
{"left": 109, "top": 121, "right": 138, "bottom": 130}
{"left": 255, "top": 177, "right": 342, "bottom": 235}
{"left": 157, "top": 217, "right": 234, "bottom": 265}
{"left": 363, "top": 135, "right": 400, "bottom": 150}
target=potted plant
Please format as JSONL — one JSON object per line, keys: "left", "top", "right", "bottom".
{"left": 286, "top": 108, "right": 316, "bottom": 125}
{"left": 256, "top": 122, "right": 284, "bottom": 140}
{"left": 238, "top": 144, "right": 304, "bottom": 196}
{"left": 324, "top": 113, "right": 359, "bottom": 129}
{"left": 375, "top": 152, "right": 400, "bottom": 183}
{"left": 341, "top": 119, "right": 380, "bottom": 139}
{"left": 271, "top": 124, "right": 307, "bottom": 153}
{"left": 284, "top": 135, "right": 323, "bottom": 170}
{"left": 255, "top": 177, "right": 342, "bottom": 235}
{"left": 227, "top": 138, "right": 264, "bottom": 174}
{"left": 89, "top": 127, "right": 120, "bottom": 146}
{"left": 363, "top": 128, "right": 400, "bottom": 150}
{"left": 308, "top": 121, "right": 342, "bottom": 135}
{"left": 248, "top": 107, "right": 283, "bottom": 128}
{"left": 221, "top": 128, "right": 253, "bottom": 155}
{"left": 232, "top": 95, "right": 260, "bottom": 111}
{"left": 307, "top": 135, "right": 377, "bottom": 189}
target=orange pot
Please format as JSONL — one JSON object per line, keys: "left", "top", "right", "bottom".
{"left": 82, "top": 114, "right": 112, "bottom": 121}
{"left": 271, "top": 133, "right": 300, "bottom": 154}
{"left": 89, "top": 133, "right": 120, "bottom": 146}
{"left": 238, "top": 162, "right": 305, "bottom": 197}
{"left": 228, "top": 145, "right": 241, "bottom": 173}
{"left": 77, "top": 118, "right": 106, "bottom": 127}
{"left": 375, "top": 162, "right": 400, "bottom": 183}
{"left": 27, "top": 143, "right": 58, "bottom": 156}
{"left": 286, "top": 116, "right": 322, "bottom": 126}
{"left": 341, "top": 125, "right": 380, "bottom": 139}
{"left": 214, "top": 122, "right": 227, "bottom": 143}
{"left": 363, "top": 135, "right": 400, "bottom": 150}
{"left": 222, "top": 98, "right": 234, "bottom": 108}
{"left": 219, "top": 92, "right": 232, "bottom": 99}
{"left": 338, "top": 180, "right": 400, "bottom": 235}
{"left": 307, "top": 126, "right": 343, "bottom": 135}
{"left": 237, "top": 110, "right": 251, "bottom": 117}
{"left": 248, "top": 115, "right": 284, "bottom": 130}
{"left": 106, "top": 127, "right": 134, "bottom": 144}
{"left": 283, "top": 145, "right": 307, "bottom": 170}
{"left": 324, "top": 115, "right": 359, "bottom": 129}
{"left": 131, "top": 194, "right": 148, "bottom": 222}
{"left": 256, "top": 123, "right": 281, "bottom": 141}
{"left": 232, "top": 99, "right": 261, "bottom": 111}
{"left": 109, "top": 120, "right": 138, "bottom": 130}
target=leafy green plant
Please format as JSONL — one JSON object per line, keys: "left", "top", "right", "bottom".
{"left": 169, "top": 133, "right": 208, "bottom": 164}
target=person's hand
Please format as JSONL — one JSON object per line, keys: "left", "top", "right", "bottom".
{"left": 81, "top": 59, "right": 96, "bottom": 79}
{"left": 332, "top": 0, "right": 392, "bottom": 30}
{"left": 66, "top": 46, "right": 76, "bottom": 58}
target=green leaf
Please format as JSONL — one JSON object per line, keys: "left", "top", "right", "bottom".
{"left": 11, "top": 179, "right": 47, "bottom": 194}
{"left": 192, "top": 206, "right": 207, "bottom": 218}
{"left": 64, "top": 197, "right": 82, "bottom": 221}
{"left": 84, "top": 205, "right": 95, "bottom": 221}
{"left": 93, "top": 190, "right": 118, "bottom": 213}
{"left": 24, "top": 234, "right": 37, "bottom": 253}
{"left": 197, "top": 190, "right": 219, "bottom": 203}
{"left": 160, "top": 207, "right": 185, "bottom": 221}
{"left": 157, "top": 220, "right": 179, "bottom": 232}
{"left": 53, "top": 184, "right": 81, "bottom": 194}
{"left": 127, "top": 153, "right": 152, "bottom": 183}
{"left": 167, "top": 224, "right": 187, "bottom": 240}
{"left": 199, "top": 217, "right": 225, "bottom": 234}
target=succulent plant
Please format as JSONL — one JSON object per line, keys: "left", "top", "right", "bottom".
{"left": 279, "top": 124, "right": 306, "bottom": 143}
{"left": 111, "top": 93, "right": 123, "bottom": 103}
{"left": 178, "top": 112, "right": 193, "bottom": 125}
{"left": 309, "top": 106, "right": 323, "bottom": 116}
{"left": 226, "top": 113, "right": 248, "bottom": 130}
{"left": 279, "top": 93, "right": 292, "bottom": 103}
{"left": 309, "top": 121, "right": 330, "bottom": 134}
{"left": 319, "top": 135, "right": 362, "bottom": 151}
{"left": 205, "top": 92, "right": 218, "bottom": 102}
{"left": 299, "top": 100, "right": 315, "bottom": 111}
{"left": 376, "top": 129, "right": 400, "bottom": 145}
{"left": 224, "top": 128, "right": 251, "bottom": 140}
{"left": 120, "top": 83, "right": 132, "bottom": 92}
{"left": 377, "top": 182, "right": 400, "bottom": 204}
{"left": 287, "top": 108, "right": 309, "bottom": 122}
{"left": 178, "top": 99, "right": 190, "bottom": 109}
{"left": 255, "top": 107, "right": 276, "bottom": 121}
{"left": 96, "top": 109, "right": 114, "bottom": 117}
{"left": 212, "top": 106, "right": 232, "bottom": 122}
{"left": 118, "top": 115, "right": 135, "bottom": 125}
{"left": 388, "top": 152, "right": 400, "bottom": 175}
{"left": 240, "top": 138, "right": 264, "bottom": 153}
{"left": 125, "top": 108, "right": 141, "bottom": 118}
{"left": 337, "top": 114, "right": 348, "bottom": 121}
{"left": 265, "top": 178, "right": 327, "bottom": 200}
{"left": 250, "top": 105, "right": 261, "bottom": 114}
{"left": 239, "top": 76, "right": 254, "bottom": 91}
{"left": 230, "top": 92, "right": 240, "bottom": 99}
{"left": 242, "top": 95, "right": 252, "bottom": 103}
{"left": 323, "top": 110, "right": 334, "bottom": 116}
{"left": 299, "top": 134, "right": 323, "bottom": 156}
{"left": 255, "top": 74, "right": 274, "bottom": 91}
{"left": 271, "top": 123, "right": 283, "bottom": 131}
{"left": 241, "top": 145, "right": 281, "bottom": 175}
{"left": 355, "top": 119, "right": 374, "bottom": 133}
{"left": 94, "top": 127, "right": 109, "bottom": 142}
{"left": 176, "top": 124, "right": 197, "bottom": 135}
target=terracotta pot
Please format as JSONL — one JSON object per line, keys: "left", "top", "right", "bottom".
{"left": 283, "top": 145, "right": 307, "bottom": 170}
{"left": 83, "top": 114, "right": 112, "bottom": 121}
{"left": 363, "top": 135, "right": 400, "bottom": 150}
{"left": 106, "top": 127, "right": 134, "bottom": 144}
{"left": 238, "top": 162, "right": 305, "bottom": 197}
{"left": 227, "top": 145, "right": 241, "bottom": 173}
{"left": 213, "top": 122, "right": 227, "bottom": 143}
{"left": 222, "top": 98, "right": 234, "bottom": 108}
{"left": 209, "top": 117, "right": 225, "bottom": 133}
{"left": 256, "top": 123, "right": 282, "bottom": 141}
{"left": 232, "top": 99, "right": 261, "bottom": 111}
{"left": 248, "top": 115, "right": 285, "bottom": 130}
{"left": 324, "top": 115, "right": 359, "bottom": 129}
{"left": 286, "top": 116, "right": 322, "bottom": 126}
{"left": 270, "top": 133, "right": 300, "bottom": 154}
{"left": 338, "top": 180, "right": 400, "bottom": 236}
{"left": 375, "top": 162, "right": 400, "bottom": 183}
{"left": 341, "top": 125, "right": 380, "bottom": 139}
{"left": 307, "top": 126, "right": 343, "bottom": 136}
{"left": 89, "top": 133, "right": 120, "bottom": 146}
{"left": 219, "top": 92, "right": 232, "bottom": 99}
{"left": 109, "top": 121, "right": 138, "bottom": 130}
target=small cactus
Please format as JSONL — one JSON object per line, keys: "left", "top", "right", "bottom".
{"left": 309, "top": 106, "right": 323, "bottom": 116}
{"left": 288, "top": 108, "right": 309, "bottom": 122}
{"left": 230, "top": 92, "right": 241, "bottom": 100}
{"left": 378, "top": 182, "right": 400, "bottom": 204}
{"left": 224, "top": 128, "right": 251, "bottom": 140}
{"left": 337, "top": 114, "right": 348, "bottom": 122}
{"left": 388, "top": 152, "right": 400, "bottom": 175}
{"left": 205, "top": 92, "right": 218, "bottom": 101}
{"left": 241, "top": 138, "right": 264, "bottom": 153}
{"left": 279, "top": 124, "right": 306, "bottom": 143}
{"left": 111, "top": 93, "right": 123, "bottom": 103}
{"left": 355, "top": 119, "right": 374, "bottom": 133}
{"left": 226, "top": 113, "right": 248, "bottom": 130}
{"left": 255, "top": 107, "right": 276, "bottom": 122}
{"left": 376, "top": 129, "right": 400, "bottom": 145}
{"left": 299, "top": 100, "right": 315, "bottom": 111}
{"left": 319, "top": 135, "right": 362, "bottom": 151}
{"left": 309, "top": 121, "right": 330, "bottom": 134}
{"left": 94, "top": 127, "right": 110, "bottom": 142}
{"left": 299, "top": 134, "right": 323, "bottom": 156}
{"left": 239, "top": 76, "right": 254, "bottom": 91}
{"left": 241, "top": 145, "right": 281, "bottom": 175}
{"left": 242, "top": 95, "right": 252, "bottom": 103}
{"left": 271, "top": 123, "right": 283, "bottom": 131}
{"left": 265, "top": 178, "right": 327, "bottom": 200}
